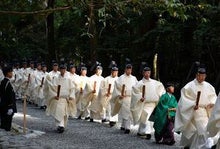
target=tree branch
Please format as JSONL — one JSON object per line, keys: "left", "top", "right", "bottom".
{"left": 0, "top": 6, "right": 71, "bottom": 16}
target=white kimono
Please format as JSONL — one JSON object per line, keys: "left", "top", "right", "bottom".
{"left": 98, "top": 75, "right": 118, "bottom": 121}
{"left": 68, "top": 73, "right": 80, "bottom": 91}
{"left": 46, "top": 74, "right": 76, "bottom": 127}
{"left": 0, "top": 69, "right": 4, "bottom": 81}
{"left": 28, "top": 68, "right": 38, "bottom": 103}
{"left": 111, "top": 74, "right": 138, "bottom": 120}
{"left": 174, "top": 79, "right": 217, "bottom": 148}
{"left": 48, "top": 70, "right": 60, "bottom": 79}
{"left": 76, "top": 75, "right": 89, "bottom": 117}
{"left": 207, "top": 92, "right": 220, "bottom": 148}
{"left": 20, "top": 67, "right": 35, "bottom": 100}
{"left": 11, "top": 68, "right": 23, "bottom": 100}
{"left": 34, "top": 70, "right": 48, "bottom": 106}
{"left": 131, "top": 78, "right": 165, "bottom": 134}
{"left": 82, "top": 74, "right": 104, "bottom": 119}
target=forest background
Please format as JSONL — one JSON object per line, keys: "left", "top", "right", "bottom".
{"left": 0, "top": 0, "right": 220, "bottom": 97}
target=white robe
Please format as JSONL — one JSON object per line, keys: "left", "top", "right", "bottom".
{"left": 34, "top": 70, "right": 48, "bottom": 106}
{"left": 11, "top": 68, "right": 23, "bottom": 99}
{"left": 48, "top": 70, "right": 60, "bottom": 79}
{"left": 97, "top": 75, "right": 118, "bottom": 120}
{"left": 111, "top": 74, "right": 138, "bottom": 120}
{"left": 207, "top": 92, "right": 220, "bottom": 148}
{"left": 31, "top": 70, "right": 44, "bottom": 104}
{"left": 82, "top": 74, "right": 104, "bottom": 119}
{"left": 46, "top": 74, "right": 76, "bottom": 124}
{"left": 0, "top": 69, "right": 4, "bottom": 81}
{"left": 75, "top": 75, "right": 89, "bottom": 116}
{"left": 131, "top": 78, "right": 165, "bottom": 125}
{"left": 68, "top": 73, "right": 80, "bottom": 92}
{"left": 174, "top": 79, "right": 217, "bottom": 148}
{"left": 20, "top": 67, "right": 35, "bottom": 99}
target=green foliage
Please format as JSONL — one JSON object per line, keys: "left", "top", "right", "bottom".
{"left": 1, "top": 0, "right": 220, "bottom": 90}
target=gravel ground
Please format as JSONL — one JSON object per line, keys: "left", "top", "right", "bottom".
{"left": 12, "top": 101, "right": 184, "bottom": 149}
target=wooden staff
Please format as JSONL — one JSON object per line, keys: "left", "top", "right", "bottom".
{"left": 14, "top": 74, "right": 16, "bottom": 82}
{"left": 121, "top": 84, "right": 125, "bottom": 96}
{"left": 40, "top": 77, "right": 44, "bottom": 87}
{"left": 107, "top": 84, "right": 112, "bottom": 94}
{"left": 194, "top": 91, "right": 201, "bottom": 110}
{"left": 142, "top": 85, "right": 145, "bottom": 98}
{"left": 27, "top": 74, "right": 31, "bottom": 86}
{"left": 80, "top": 87, "right": 83, "bottom": 93}
{"left": 23, "top": 95, "right": 27, "bottom": 134}
{"left": 93, "top": 81, "right": 97, "bottom": 92}
{"left": 80, "top": 81, "right": 83, "bottom": 93}
{"left": 57, "top": 85, "right": 61, "bottom": 99}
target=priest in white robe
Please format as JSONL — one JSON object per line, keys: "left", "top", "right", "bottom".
{"left": 111, "top": 64, "right": 138, "bottom": 134}
{"left": 20, "top": 61, "right": 35, "bottom": 102}
{"left": 82, "top": 65, "right": 104, "bottom": 122}
{"left": 67, "top": 64, "right": 79, "bottom": 117}
{"left": 48, "top": 63, "right": 60, "bottom": 79}
{"left": 98, "top": 66, "right": 118, "bottom": 124}
{"left": 0, "top": 67, "right": 4, "bottom": 81}
{"left": 35, "top": 64, "right": 48, "bottom": 109}
{"left": 11, "top": 63, "right": 23, "bottom": 100}
{"left": 174, "top": 68, "right": 217, "bottom": 148}
{"left": 207, "top": 92, "right": 220, "bottom": 148}
{"left": 46, "top": 64, "right": 76, "bottom": 133}
{"left": 32, "top": 63, "right": 43, "bottom": 105}
{"left": 76, "top": 67, "right": 89, "bottom": 119}
{"left": 131, "top": 67, "right": 165, "bottom": 139}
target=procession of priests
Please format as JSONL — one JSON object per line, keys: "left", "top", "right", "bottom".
{"left": 2, "top": 59, "right": 220, "bottom": 149}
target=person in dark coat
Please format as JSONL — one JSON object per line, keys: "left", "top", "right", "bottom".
{"left": 0, "top": 66, "right": 17, "bottom": 131}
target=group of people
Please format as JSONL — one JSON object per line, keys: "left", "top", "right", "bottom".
{"left": 0, "top": 60, "right": 220, "bottom": 149}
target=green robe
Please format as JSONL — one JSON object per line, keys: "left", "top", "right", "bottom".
{"left": 153, "top": 92, "right": 177, "bottom": 135}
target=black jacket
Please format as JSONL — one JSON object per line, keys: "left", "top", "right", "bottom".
{"left": 0, "top": 78, "right": 17, "bottom": 114}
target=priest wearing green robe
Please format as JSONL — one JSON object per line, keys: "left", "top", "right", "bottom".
{"left": 153, "top": 83, "right": 177, "bottom": 145}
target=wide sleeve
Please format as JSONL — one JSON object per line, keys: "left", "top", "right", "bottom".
{"left": 69, "top": 79, "right": 76, "bottom": 99}
{"left": 130, "top": 82, "right": 144, "bottom": 125}
{"left": 207, "top": 92, "right": 220, "bottom": 137}
{"left": 111, "top": 79, "right": 122, "bottom": 103}
{"left": 174, "top": 84, "right": 197, "bottom": 138}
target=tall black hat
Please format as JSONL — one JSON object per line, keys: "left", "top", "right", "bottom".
{"left": 165, "top": 82, "right": 174, "bottom": 89}
{"left": 197, "top": 67, "right": 206, "bottom": 74}
{"left": 90, "top": 61, "right": 102, "bottom": 72}
{"left": 59, "top": 64, "right": 67, "bottom": 69}
{"left": 143, "top": 67, "right": 151, "bottom": 72}
{"left": 139, "top": 61, "right": 149, "bottom": 73}
{"left": 108, "top": 60, "right": 117, "bottom": 69}
{"left": 2, "top": 66, "right": 13, "bottom": 76}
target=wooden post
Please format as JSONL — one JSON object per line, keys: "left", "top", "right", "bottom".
{"left": 27, "top": 74, "right": 31, "bottom": 86}
{"left": 23, "top": 95, "right": 27, "bottom": 134}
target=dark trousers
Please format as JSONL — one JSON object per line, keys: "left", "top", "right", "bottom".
{"left": 0, "top": 112, "right": 13, "bottom": 131}
{"left": 155, "top": 117, "right": 175, "bottom": 144}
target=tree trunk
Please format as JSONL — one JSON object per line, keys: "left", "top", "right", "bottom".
{"left": 46, "top": 0, "right": 56, "bottom": 68}
{"left": 89, "top": 0, "right": 97, "bottom": 63}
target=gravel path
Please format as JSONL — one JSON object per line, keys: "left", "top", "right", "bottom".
{"left": 12, "top": 101, "right": 184, "bottom": 149}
